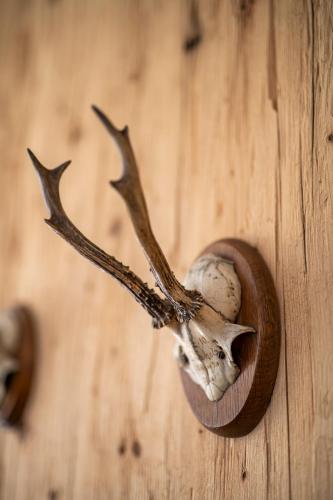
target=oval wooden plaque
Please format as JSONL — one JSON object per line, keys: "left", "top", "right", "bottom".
{"left": 180, "top": 239, "right": 280, "bottom": 437}
{"left": 0, "top": 306, "right": 35, "bottom": 427}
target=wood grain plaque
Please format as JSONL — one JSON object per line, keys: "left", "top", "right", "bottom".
{"left": 180, "top": 239, "right": 280, "bottom": 437}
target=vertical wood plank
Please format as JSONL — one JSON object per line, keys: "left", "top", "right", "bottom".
{"left": 0, "top": 0, "right": 331, "bottom": 499}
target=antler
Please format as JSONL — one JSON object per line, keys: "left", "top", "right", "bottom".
{"left": 27, "top": 149, "right": 175, "bottom": 329}
{"left": 92, "top": 106, "right": 203, "bottom": 322}
{"left": 28, "top": 108, "right": 257, "bottom": 403}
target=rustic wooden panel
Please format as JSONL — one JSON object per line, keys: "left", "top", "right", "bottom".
{"left": 0, "top": 0, "right": 331, "bottom": 499}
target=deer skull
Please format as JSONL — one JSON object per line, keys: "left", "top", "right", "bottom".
{"left": 29, "top": 106, "right": 255, "bottom": 403}
{"left": 0, "top": 310, "right": 20, "bottom": 406}
{"left": 174, "top": 254, "right": 255, "bottom": 400}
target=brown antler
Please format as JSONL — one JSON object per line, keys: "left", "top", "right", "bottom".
{"left": 92, "top": 106, "right": 203, "bottom": 322}
{"left": 28, "top": 149, "right": 175, "bottom": 329}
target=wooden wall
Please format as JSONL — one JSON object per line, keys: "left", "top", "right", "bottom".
{"left": 0, "top": 1, "right": 332, "bottom": 499}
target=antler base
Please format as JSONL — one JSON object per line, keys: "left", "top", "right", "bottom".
{"left": 179, "top": 239, "right": 280, "bottom": 437}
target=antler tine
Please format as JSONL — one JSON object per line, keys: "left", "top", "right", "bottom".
{"left": 92, "top": 106, "right": 203, "bottom": 322}
{"left": 27, "top": 148, "right": 175, "bottom": 329}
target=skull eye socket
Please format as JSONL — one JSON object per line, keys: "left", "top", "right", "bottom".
{"left": 180, "top": 352, "right": 189, "bottom": 365}
{"left": 218, "top": 349, "right": 225, "bottom": 360}
{"left": 178, "top": 346, "right": 189, "bottom": 366}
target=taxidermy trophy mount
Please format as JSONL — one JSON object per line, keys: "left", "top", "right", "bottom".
{"left": 0, "top": 306, "right": 35, "bottom": 427}
{"left": 28, "top": 106, "right": 280, "bottom": 437}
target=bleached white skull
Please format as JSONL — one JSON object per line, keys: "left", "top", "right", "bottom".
{"left": 173, "top": 254, "right": 255, "bottom": 401}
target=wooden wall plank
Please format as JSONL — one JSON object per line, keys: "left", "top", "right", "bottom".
{"left": 0, "top": 1, "right": 331, "bottom": 499}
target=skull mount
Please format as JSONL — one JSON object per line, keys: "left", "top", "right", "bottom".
{"left": 0, "top": 306, "right": 35, "bottom": 427}
{"left": 29, "top": 106, "right": 280, "bottom": 437}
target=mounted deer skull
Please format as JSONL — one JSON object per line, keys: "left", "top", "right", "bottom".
{"left": 0, "top": 310, "right": 20, "bottom": 407}
{"left": 28, "top": 106, "right": 255, "bottom": 402}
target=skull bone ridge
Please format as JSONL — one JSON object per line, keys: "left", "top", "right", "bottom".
{"left": 173, "top": 254, "right": 255, "bottom": 402}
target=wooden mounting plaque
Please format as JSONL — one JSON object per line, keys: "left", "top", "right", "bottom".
{"left": 180, "top": 239, "right": 280, "bottom": 438}
{"left": 0, "top": 306, "right": 35, "bottom": 427}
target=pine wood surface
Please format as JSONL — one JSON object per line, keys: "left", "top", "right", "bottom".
{"left": 0, "top": 1, "right": 332, "bottom": 499}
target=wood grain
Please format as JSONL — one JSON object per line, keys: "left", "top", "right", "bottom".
{"left": 0, "top": 0, "right": 331, "bottom": 499}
